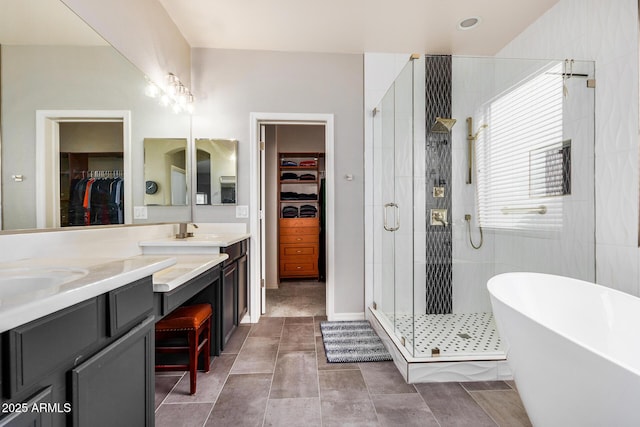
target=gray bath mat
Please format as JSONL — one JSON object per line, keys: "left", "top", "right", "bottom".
{"left": 320, "top": 320, "right": 392, "bottom": 363}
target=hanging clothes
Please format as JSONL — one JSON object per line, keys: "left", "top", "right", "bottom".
{"left": 67, "top": 173, "right": 124, "bottom": 226}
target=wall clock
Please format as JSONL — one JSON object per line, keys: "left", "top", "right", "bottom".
{"left": 145, "top": 180, "right": 159, "bottom": 194}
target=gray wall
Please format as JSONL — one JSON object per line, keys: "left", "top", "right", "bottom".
{"left": 191, "top": 48, "right": 365, "bottom": 315}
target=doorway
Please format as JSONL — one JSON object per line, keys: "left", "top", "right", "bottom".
{"left": 249, "top": 113, "right": 335, "bottom": 323}
{"left": 36, "top": 110, "right": 132, "bottom": 228}
{"left": 264, "top": 125, "right": 325, "bottom": 316}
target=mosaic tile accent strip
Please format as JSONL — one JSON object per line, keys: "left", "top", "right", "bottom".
{"left": 389, "top": 312, "right": 504, "bottom": 357}
{"left": 425, "top": 55, "right": 453, "bottom": 314}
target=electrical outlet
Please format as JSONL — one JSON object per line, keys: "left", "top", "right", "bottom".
{"left": 133, "top": 206, "right": 148, "bottom": 219}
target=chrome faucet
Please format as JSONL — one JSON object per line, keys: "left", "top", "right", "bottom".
{"left": 176, "top": 223, "right": 198, "bottom": 239}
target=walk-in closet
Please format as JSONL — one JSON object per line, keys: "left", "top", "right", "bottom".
{"left": 58, "top": 121, "right": 124, "bottom": 226}
{"left": 263, "top": 124, "right": 327, "bottom": 316}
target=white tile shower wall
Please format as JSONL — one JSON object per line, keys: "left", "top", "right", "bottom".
{"left": 0, "top": 224, "right": 175, "bottom": 263}
{"left": 451, "top": 54, "right": 596, "bottom": 306}
{"left": 498, "top": 0, "right": 640, "bottom": 294}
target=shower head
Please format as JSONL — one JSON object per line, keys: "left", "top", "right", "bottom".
{"left": 431, "top": 117, "right": 457, "bottom": 133}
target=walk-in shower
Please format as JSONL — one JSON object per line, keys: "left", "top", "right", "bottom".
{"left": 370, "top": 54, "right": 595, "bottom": 373}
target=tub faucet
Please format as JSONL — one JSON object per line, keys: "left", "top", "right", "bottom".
{"left": 176, "top": 223, "right": 198, "bottom": 239}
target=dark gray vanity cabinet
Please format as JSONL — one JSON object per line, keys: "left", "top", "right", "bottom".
{"left": 71, "top": 316, "right": 154, "bottom": 427}
{"left": 0, "top": 386, "right": 54, "bottom": 427}
{"left": 0, "top": 276, "right": 155, "bottom": 427}
{"left": 221, "top": 261, "right": 238, "bottom": 347}
{"left": 219, "top": 239, "right": 248, "bottom": 351}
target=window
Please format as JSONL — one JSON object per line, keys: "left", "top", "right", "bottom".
{"left": 475, "top": 63, "right": 565, "bottom": 231}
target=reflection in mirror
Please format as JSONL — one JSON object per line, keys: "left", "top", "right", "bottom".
{"left": 195, "top": 139, "right": 238, "bottom": 205}
{"left": 0, "top": 0, "right": 193, "bottom": 230}
{"left": 143, "top": 138, "right": 189, "bottom": 206}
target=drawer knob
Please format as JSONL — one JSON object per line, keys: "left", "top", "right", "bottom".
{"left": 296, "top": 238, "right": 302, "bottom": 241}
{"left": 296, "top": 266, "right": 302, "bottom": 269}
{"left": 296, "top": 250, "right": 302, "bottom": 253}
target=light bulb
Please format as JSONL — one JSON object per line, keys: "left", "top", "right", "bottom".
{"left": 159, "top": 94, "right": 170, "bottom": 106}
{"left": 145, "top": 82, "right": 160, "bottom": 98}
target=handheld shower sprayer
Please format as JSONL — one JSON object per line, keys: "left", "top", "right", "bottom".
{"left": 464, "top": 214, "right": 483, "bottom": 249}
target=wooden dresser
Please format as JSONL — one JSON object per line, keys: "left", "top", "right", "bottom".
{"left": 279, "top": 218, "right": 319, "bottom": 278}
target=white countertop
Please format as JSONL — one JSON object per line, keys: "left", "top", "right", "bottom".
{"left": 139, "top": 233, "right": 250, "bottom": 255}
{"left": 152, "top": 254, "right": 228, "bottom": 292}
{"left": 0, "top": 255, "right": 176, "bottom": 333}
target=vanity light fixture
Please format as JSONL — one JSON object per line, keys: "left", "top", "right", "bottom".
{"left": 458, "top": 16, "right": 481, "bottom": 30}
{"left": 144, "top": 73, "right": 195, "bottom": 114}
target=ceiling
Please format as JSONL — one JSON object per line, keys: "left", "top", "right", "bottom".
{"left": 158, "top": 0, "right": 560, "bottom": 55}
{"left": 0, "top": 0, "right": 106, "bottom": 45}
{"left": 1, "top": 0, "right": 560, "bottom": 55}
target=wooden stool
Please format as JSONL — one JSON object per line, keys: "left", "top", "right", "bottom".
{"left": 155, "top": 303, "right": 212, "bottom": 394}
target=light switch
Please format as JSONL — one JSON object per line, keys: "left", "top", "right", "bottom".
{"left": 236, "top": 205, "right": 249, "bottom": 218}
{"left": 133, "top": 206, "right": 148, "bottom": 219}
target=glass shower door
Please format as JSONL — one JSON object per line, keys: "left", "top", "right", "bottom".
{"left": 373, "top": 59, "right": 417, "bottom": 355}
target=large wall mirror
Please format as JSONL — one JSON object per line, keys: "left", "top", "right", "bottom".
{"left": 195, "top": 138, "right": 238, "bottom": 205}
{"left": 0, "top": 0, "right": 192, "bottom": 231}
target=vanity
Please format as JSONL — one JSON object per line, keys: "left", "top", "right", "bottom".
{"left": 141, "top": 230, "right": 250, "bottom": 354}
{"left": 0, "top": 256, "right": 174, "bottom": 427}
{"left": 0, "top": 224, "right": 250, "bottom": 426}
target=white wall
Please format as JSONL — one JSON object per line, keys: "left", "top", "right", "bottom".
{"left": 497, "top": 0, "right": 640, "bottom": 296}
{"left": 191, "top": 48, "right": 365, "bottom": 315}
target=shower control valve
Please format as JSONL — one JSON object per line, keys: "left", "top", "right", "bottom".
{"left": 430, "top": 209, "right": 448, "bottom": 227}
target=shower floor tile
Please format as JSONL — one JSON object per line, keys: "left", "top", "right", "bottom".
{"left": 388, "top": 312, "right": 505, "bottom": 357}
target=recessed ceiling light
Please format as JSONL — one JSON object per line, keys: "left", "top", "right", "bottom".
{"left": 458, "top": 16, "right": 481, "bottom": 30}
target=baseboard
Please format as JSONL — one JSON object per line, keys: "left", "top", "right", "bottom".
{"left": 328, "top": 312, "right": 365, "bottom": 321}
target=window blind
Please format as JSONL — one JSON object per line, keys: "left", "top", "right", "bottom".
{"left": 475, "top": 63, "right": 565, "bottom": 231}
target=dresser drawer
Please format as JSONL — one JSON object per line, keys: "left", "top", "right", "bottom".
{"left": 280, "top": 234, "right": 319, "bottom": 244}
{"left": 279, "top": 260, "right": 318, "bottom": 276}
{"left": 280, "top": 226, "right": 319, "bottom": 236}
{"left": 280, "top": 245, "right": 318, "bottom": 257}
{"left": 279, "top": 218, "right": 319, "bottom": 229}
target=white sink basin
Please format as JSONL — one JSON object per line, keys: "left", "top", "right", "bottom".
{"left": 0, "top": 267, "right": 89, "bottom": 301}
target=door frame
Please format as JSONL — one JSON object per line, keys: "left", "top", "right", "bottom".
{"left": 35, "top": 110, "right": 132, "bottom": 228}
{"left": 249, "top": 112, "right": 335, "bottom": 323}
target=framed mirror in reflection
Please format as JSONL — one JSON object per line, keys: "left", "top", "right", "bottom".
{"left": 143, "top": 138, "right": 189, "bottom": 206}
{"left": 195, "top": 139, "right": 238, "bottom": 205}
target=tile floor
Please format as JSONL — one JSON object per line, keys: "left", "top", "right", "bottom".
{"left": 264, "top": 280, "right": 326, "bottom": 317}
{"left": 154, "top": 315, "right": 532, "bottom": 427}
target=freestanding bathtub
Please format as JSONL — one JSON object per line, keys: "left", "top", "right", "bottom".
{"left": 488, "top": 272, "right": 640, "bottom": 427}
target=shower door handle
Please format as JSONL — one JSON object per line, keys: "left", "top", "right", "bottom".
{"left": 383, "top": 203, "right": 400, "bottom": 231}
